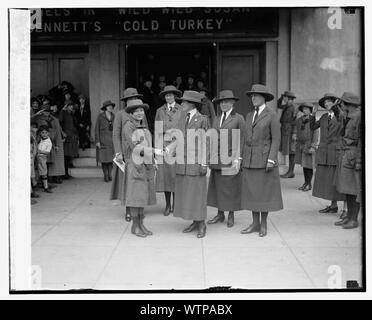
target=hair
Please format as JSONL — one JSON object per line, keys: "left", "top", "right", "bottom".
{"left": 37, "top": 125, "right": 49, "bottom": 134}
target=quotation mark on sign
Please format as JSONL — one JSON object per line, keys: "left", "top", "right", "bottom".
{"left": 30, "top": 8, "right": 42, "bottom": 30}
{"left": 327, "top": 7, "right": 342, "bottom": 30}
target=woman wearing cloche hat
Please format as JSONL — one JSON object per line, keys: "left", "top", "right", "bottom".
{"left": 154, "top": 85, "right": 183, "bottom": 216}
{"left": 240, "top": 84, "right": 283, "bottom": 237}
{"left": 121, "top": 98, "right": 164, "bottom": 237}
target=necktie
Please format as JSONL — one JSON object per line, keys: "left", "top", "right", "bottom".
{"left": 185, "top": 112, "right": 191, "bottom": 130}
{"left": 221, "top": 112, "right": 226, "bottom": 127}
{"left": 169, "top": 105, "right": 172, "bottom": 112}
{"left": 253, "top": 107, "right": 259, "bottom": 123}
{"left": 328, "top": 114, "right": 332, "bottom": 123}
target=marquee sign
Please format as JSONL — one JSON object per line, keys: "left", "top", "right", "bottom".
{"left": 31, "top": 8, "right": 279, "bottom": 40}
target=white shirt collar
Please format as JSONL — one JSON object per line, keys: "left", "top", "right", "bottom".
{"left": 328, "top": 110, "right": 334, "bottom": 118}
{"left": 256, "top": 104, "right": 266, "bottom": 116}
{"left": 220, "top": 108, "right": 233, "bottom": 126}
{"left": 187, "top": 108, "right": 197, "bottom": 120}
{"left": 167, "top": 102, "right": 176, "bottom": 110}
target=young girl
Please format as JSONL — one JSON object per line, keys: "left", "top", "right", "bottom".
{"left": 37, "top": 125, "right": 53, "bottom": 193}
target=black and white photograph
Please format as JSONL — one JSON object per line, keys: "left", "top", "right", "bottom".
{"left": 3, "top": 0, "right": 371, "bottom": 301}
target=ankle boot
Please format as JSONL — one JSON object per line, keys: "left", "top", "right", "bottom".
{"left": 227, "top": 212, "right": 234, "bottom": 228}
{"left": 139, "top": 214, "right": 153, "bottom": 236}
{"left": 241, "top": 212, "right": 260, "bottom": 234}
{"left": 207, "top": 211, "right": 225, "bottom": 224}
{"left": 131, "top": 217, "right": 147, "bottom": 237}
{"left": 259, "top": 212, "right": 268, "bottom": 237}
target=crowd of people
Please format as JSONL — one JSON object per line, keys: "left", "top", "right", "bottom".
{"left": 30, "top": 81, "right": 92, "bottom": 205}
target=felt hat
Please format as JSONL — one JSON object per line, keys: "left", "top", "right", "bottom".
{"left": 298, "top": 102, "right": 314, "bottom": 113}
{"left": 318, "top": 93, "right": 339, "bottom": 108}
{"left": 120, "top": 88, "right": 143, "bottom": 101}
{"left": 179, "top": 90, "right": 203, "bottom": 105}
{"left": 101, "top": 100, "right": 116, "bottom": 111}
{"left": 124, "top": 99, "right": 149, "bottom": 113}
{"left": 339, "top": 92, "right": 361, "bottom": 106}
{"left": 283, "top": 91, "right": 296, "bottom": 99}
{"left": 245, "top": 84, "right": 274, "bottom": 102}
{"left": 212, "top": 90, "right": 239, "bottom": 104}
{"left": 159, "top": 85, "right": 182, "bottom": 99}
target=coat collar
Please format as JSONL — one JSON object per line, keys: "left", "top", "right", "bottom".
{"left": 219, "top": 108, "right": 237, "bottom": 128}
{"left": 252, "top": 106, "right": 270, "bottom": 127}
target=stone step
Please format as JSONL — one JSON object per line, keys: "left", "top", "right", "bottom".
{"left": 78, "top": 148, "right": 96, "bottom": 158}
{"left": 69, "top": 167, "right": 102, "bottom": 178}
{"left": 72, "top": 157, "right": 98, "bottom": 168}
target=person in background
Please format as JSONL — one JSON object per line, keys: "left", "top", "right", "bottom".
{"left": 295, "top": 102, "right": 319, "bottom": 192}
{"left": 59, "top": 101, "right": 78, "bottom": 179}
{"left": 186, "top": 74, "right": 197, "bottom": 91}
{"left": 174, "top": 73, "right": 185, "bottom": 92}
{"left": 196, "top": 79, "right": 205, "bottom": 91}
{"left": 311, "top": 93, "right": 346, "bottom": 215}
{"left": 36, "top": 125, "right": 53, "bottom": 193}
{"left": 334, "top": 92, "right": 362, "bottom": 229}
{"left": 199, "top": 70, "right": 209, "bottom": 89}
{"left": 198, "top": 87, "right": 216, "bottom": 126}
{"left": 165, "top": 91, "right": 210, "bottom": 239}
{"left": 141, "top": 76, "right": 157, "bottom": 134}
{"left": 31, "top": 97, "right": 41, "bottom": 117}
{"left": 278, "top": 91, "right": 297, "bottom": 178}
{"left": 207, "top": 90, "right": 245, "bottom": 228}
{"left": 241, "top": 84, "right": 283, "bottom": 237}
{"left": 122, "top": 99, "right": 162, "bottom": 237}
{"left": 30, "top": 122, "right": 39, "bottom": 204}
{"left": 111, "top": 88, "right": 148, "bottom": 222}
{"left": 154, "top": 85, "right": 183, "bottom": 216}
{"left": 95, "top": 100, "right": 116, "bottom": 182}
{"left": 76, "top": 94, "right": 92, "bottom": 150}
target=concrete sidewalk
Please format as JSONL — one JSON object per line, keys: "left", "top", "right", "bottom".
{"left": 31, "top": 166, "right": 363, "bottom": 290}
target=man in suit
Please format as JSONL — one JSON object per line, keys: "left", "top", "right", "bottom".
{"left": 240, "top": 84, "right": 283, "bottom": 237}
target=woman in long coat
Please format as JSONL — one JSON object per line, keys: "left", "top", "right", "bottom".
{"left": 154, "top": 85, "right": 183, "bottom": 216}
{"left": 59, "top": 101, "right": 79, "bottom": 179}
{"left": 35, "top": 103, "right": 65, "bottom": 183}
{"left": 111, "top": 88, "right": 146, "bottom": 222}
{"left": 166, "top": 91, "right": 210, "bottom": 238}
{"left": 310, "top": 93, "right": 345, "bottom": 213}
{"left": 95, "top": 100, "right": 115, "bottom": 182}
{"left": 295, "top": 102, "right": 319, "bottom": 191}
{"left": 334, "top": 92, "right": 362, "bottom": 229}
{"left": 207, "top": 90, "right": 245, "bottom": 228}
{"left": 122, "top": 98, "right": 161, "bottom": 237}
{"left": 241, "top": 84, "right": 283, "bottom": 237}
{"left": 76, "top": 94, "right": 92, "bottom": 150}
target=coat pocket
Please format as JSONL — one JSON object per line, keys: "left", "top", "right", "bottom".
{"left": 131, "top": 164, "right": 146, "bottom": 180}
{"left": 343, "top": 150, "right": 356, "bottom": 169}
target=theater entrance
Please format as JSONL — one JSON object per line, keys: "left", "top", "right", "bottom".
{"left": 126, "top": 42, "right": 262, "bottom": 118}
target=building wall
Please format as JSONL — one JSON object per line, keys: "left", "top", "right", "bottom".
{"left": 290, "top": 8, "right": 362, "bottom": 102}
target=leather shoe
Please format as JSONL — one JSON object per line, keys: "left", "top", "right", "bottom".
{"left": 163, "top": 206, "right": 171, "bottom": 216}
{"left": 319, "top": 206, "right": 338, "bottom": 213}
{"left": 207, "top": 214, "right": 225, "bottom": 224}
{"left": 298, "top": 183, "right": 306, "bottom": 191}
{"left": 259, "top": 225, "right": 267, "bottom": 237}
{"left": 227, "top": 212, "right": 234, "bottom": 228}
{"left": 339, "top": 210, "right": 347, "bottom": 220}
{"left": 302, "top": 184, "right": 312, "bottom": 192}
{"left": 241, "top": 223, "right": 260, "bottom": 234}
{"left": 280, "top": 172, "right": 295, "bottom": 178}
{"left": 342, "top": 220, "right": 359, "bottom": 229}
{"left": 197, "top": 222, "right": 207, "bottom": 238}
{"left": 183, "top": 222, "right": 198, "bottom": 233}
{"left": 334, "top": 218, "right": 350, "bottom": 226}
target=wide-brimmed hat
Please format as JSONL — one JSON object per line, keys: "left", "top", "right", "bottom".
{"left": 179, "top": 90, "right": 203, "bottom": 105}
{"left": 159, "top": 85, "right": 182, "bottom": 99}
{"left": 101, "top": 100, "right": 116, "bottom": 110}
{"left": 283, "top": 91, "right": 296, "bottom": 99}
{"left": 318, "top": 93, "right": 339, "bottom": 108}
{"left": 298, "top": 102, "right": 314, "bottom": 113}
{"left": 124, "top": 99, "right": 149, "bottom": 113}
{"left": 245, "top": 84, "right": 274, "bottom": 102}
{"left": 212, "top": 90, "right": 239, "bottom": 104}
{"left": 120, "top": 88, "right": 143, "bottom": 101}
{"left": 339, "top": 92, "right": 361, "bottom": 106}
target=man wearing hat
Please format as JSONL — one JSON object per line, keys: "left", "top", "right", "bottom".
{"left": 95, "top": 100, "right": 116, "bottom": 182}
{"left": 311, "top": 93, "right": 346, "bottom": 214}
{"left": 154, "top": 85, "right": 183, "bottom": 216}
{"left": 241, "top": 84, "right": 283, "bottom": 237}
{"left": 111, "top": 88, "right": 146, "bottom": 222}
{"left": 278, "top": 90, "right": 297, "bottom": 178}
{"left": 294, "top": 102, "right": 319, "bottom": 192}
{"left": 207, "top": 90, "right": 245, "bottom": 228}
{"left": 122, "top": 98, "right": 161, "bottom": 237}
{"left": 333, "top": 92, "right": 362, "bottom": 229}
{"left": 165, "top": 90, "right": 210, "bottom": 238}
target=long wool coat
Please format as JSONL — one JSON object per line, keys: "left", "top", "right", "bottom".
{"left": 241, "top": 106, "right": 283, "bottom": 212}
{"left": 335, "top": 109, "right": 362, "bottom": 197}
{"left": 207, "top": 109, "right": 245, "bottom": 211}
{"left": 122, "top": 118, "right": 156, "bottom": 208}
{"left": 278, "top": 103, "right": 296, "bottom": 155}
{"left": 154, "top": 103, "right": 183, "bottom": 192}
{"left": 310, "top": 112, "right": 345, "bottom": 201}
{"left": 59, "top": 110, "right": 79, "bottom": 157}
{"left": 167, "top": 110, "right": 210, "bottom": 220}
{"left": 295, "top": 115, "right": 319, "bottom": 169}
{"left": 95, "top": 111, "right": 115, "bottom": 163}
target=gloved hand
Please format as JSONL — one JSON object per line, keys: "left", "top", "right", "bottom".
{"left": 266, "top": 161, "right": 275, "bottom": 172}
